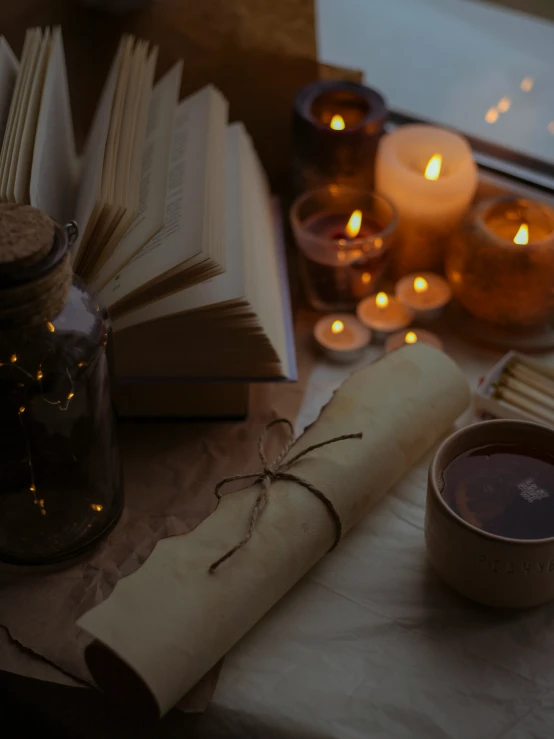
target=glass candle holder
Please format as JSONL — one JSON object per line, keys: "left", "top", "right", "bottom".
{"left": 292, "top": 80, "right": 387, "bottom": 195}
{"left": 446, "top": 197, "right": 554, "bottom": 328}
{"left": 290, "top": 186, "right": 397, "bottom": 312}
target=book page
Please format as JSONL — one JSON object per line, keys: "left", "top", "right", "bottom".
{"left": 2, "top": 29, "right": 41, "bottom": 201}
{"left": 72, "top": 38, "right": 124, "bottom": 262}
{"left": 0, "top": 38, "right": 19, "bottom": 145}
{"left": 89, "top": 45, "right": 160, "bottom": 282}
{"left": 112, "top": 122, "right": 244, "bottom": 332}
{"left": 82, "top": 39, "right": 147, "bottom": 278}
{"left": 93, "top": 58, "right": 180, "bottom": 290}
{"left": 30, "top": 27, "right": 76, "bottom": 224}
{"left": 100, "top": 85, "right": 227, "bottom": 308}
{"left": 13, "top": 28, "right": 52, "bottom": 203}
{"left": 0, "top": 30, "right": 34, "bottom": 197}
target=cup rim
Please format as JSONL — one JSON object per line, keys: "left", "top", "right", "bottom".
{"left": 429, "top": 418, "right": 554, "bottom": 545}
{"left": 289, "top": 185, "right": 398, "bottom": 250}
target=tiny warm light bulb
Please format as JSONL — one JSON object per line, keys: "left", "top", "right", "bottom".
{"left": 413, "top": 276, "right": 428, "bottom": 294}
{"left": 91, "top": 503, "right": 104, "bottom": 512}
{"left": 497, "top": 97, "right": 511, "bottom": 113}
{"left": 361, "top": 272, "right": 371, "bottom": 285}
{"left": 405, "top": 331, "right": 418, "bottom": 344}
{"left": 30, "top": 484, "right": 36, "bottom": 492}
{"left": 345, "top": 209, "right": 362, "bottom": 239}
{"left": 67, "top": 391, "right": 75, "bottom": 400}
{"left": 513, "top": 223, "right": 529, "bottom": 245}
{"left": 520, "top": 77, "right": 534, "bottom": 92}
{"left": 331, "top": 320, "right": 344, "bottom": 334}
{"left": 485, "top": 108, "right": 499, "bottom": 124}
{"left": 330, "top": 114, "right": 345, "bottom": 131}
{"left": 36, "top": 369, "right": 43, "bottom": 380}
{"left": 45, "top": 321, "right": 55, "bottom": 333}
{"left": 376, "top": 292, "right": 389, "bottom": 309}
{"left": 18, "top": 406, "right": 25, "bottom": 414}
{"left": 424, "top": 154, "right": 442, "bottom": 181}
{"left": 10, "top": 354, "right": 17, "bottom": 363}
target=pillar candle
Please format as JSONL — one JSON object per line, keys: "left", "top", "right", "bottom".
{"left": 376, "top": 125, "right": 478, "bottom": 278}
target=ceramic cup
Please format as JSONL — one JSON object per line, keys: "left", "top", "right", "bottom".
{"left": 426, "top": 419, "right": 554, "bottom": 608}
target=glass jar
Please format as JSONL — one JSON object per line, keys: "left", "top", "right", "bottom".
{"left": 290, "top": 186, "right": 397, "bottom": 311}
{"left": 0, "top": 209, "right": 123, "bottom": 565}
{"left": 446, "top": 197, "right": 554, "bottom": 327}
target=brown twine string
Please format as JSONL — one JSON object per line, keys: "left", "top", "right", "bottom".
{"left": 209, "top": 418, "right": 363, "bottom": 573}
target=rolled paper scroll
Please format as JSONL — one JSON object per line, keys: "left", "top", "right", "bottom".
{"left": 78, "top": 343, "right": 470, "bottom": 718}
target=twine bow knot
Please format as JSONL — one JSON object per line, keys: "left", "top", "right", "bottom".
{"left": 209, "top": 418, "right": 363, "bottom": 573}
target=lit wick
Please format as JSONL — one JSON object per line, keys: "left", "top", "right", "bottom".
{"left": 413, "top": 276, "right": 428, "bottom": 294}
{"left": 344, "top": 209, "right": 362, "bottom": 239}
{"left": 405, "top": 331, "right": 418, "bottom": 344}
{"left": 513, "top": 223, "right": 529, "bottom": 245}
{"left": 424, "top": 154, "right": 442, "bottom": 181}
{"left": 330, "top": 114, "right": 345, "bottom": 131}
{"left": 375, "top": 292, "right": 389, "bottom": 310}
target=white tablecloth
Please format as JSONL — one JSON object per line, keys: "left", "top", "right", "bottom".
{"left": 195, "top": 333, "right": 554, "bottom": 739}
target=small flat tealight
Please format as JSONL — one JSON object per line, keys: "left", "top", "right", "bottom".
{"left": 441, "top": 442, "right": 554, "bottom": 540}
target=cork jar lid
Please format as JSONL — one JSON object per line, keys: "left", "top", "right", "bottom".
{"left": 0, "top": 204, "right": 74, "bottom": 330}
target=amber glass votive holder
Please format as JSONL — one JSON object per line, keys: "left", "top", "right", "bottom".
{"left": 290, "top": 185, "right": 397, "bottom": 312}
{"left": 292, "top": 80, "right": 387, "bottom": 195}
{"left": 446, "top": 197, "right": 554, "bottom": 328}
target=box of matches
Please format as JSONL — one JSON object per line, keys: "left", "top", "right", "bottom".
{"left": 475, "top": 351, "right": 554, "bottom": 428}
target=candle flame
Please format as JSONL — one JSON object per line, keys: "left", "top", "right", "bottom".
{"left": 331, "top": 320, "right": 344, "bottom": 334}
{"left": 424, "top": 154, "right": 442, "bottom": 181}
{"left": 405, "top": 331, "right": 418, "bottom": 344}
{"left": 345, "top": 209, "right": 362, "bottom": 239}
{"left": 513, "top": 223, "right": 529, "bottom": 245}
{"left": 376, "top": 292, "right": 389, "bottom": 309}
{"left": 413, "top": 276, "right": 428, "bottom": 294}
{"left": 330, "top": 114, "right": 345, "bottom": 130}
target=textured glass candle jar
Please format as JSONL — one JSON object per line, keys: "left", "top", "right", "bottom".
{"left": 446, "top": 197, "right": 554, "bottom": 328}
{"left": 0, "top": 207, "right": 123, "bottom": 565}
{"left": 292, "top": 80, "right": 387, "bottom": 196}
{"left": 290, "top": 186, "right": 397, "bottom": 311}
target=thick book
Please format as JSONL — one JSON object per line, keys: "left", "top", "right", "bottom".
{"left": 0, "top": 29, "right": 296, "bottom": 388}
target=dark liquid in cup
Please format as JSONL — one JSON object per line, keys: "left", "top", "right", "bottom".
{"left": 441, "top": 443, "right": 554, "bottom": 540}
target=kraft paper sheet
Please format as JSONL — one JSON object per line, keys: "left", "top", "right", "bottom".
{"left": 78, "top": 343, "right": 470, "bottom": 718}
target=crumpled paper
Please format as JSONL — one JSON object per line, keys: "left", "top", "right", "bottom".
{"left": 0, "top": 315, "right": 314, "bottom": 711}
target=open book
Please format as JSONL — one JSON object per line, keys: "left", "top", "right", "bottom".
{"left": 0, "top": 29, "right": 296, "bottom": 386}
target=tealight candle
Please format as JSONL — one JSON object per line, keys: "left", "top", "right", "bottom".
{"left": 356, "top": 291, "right": 413, "bottom": 341}
{"left": 314, "top": 314, "right": 371, "bottom": 363}
{"left": 395, "top": 272, "right": 452, "bottom": 321}
{"left": 385, "top": 328, "right": 444, "bottom": 353}
{"left": 376, "top": 124, "right": 478, "bottom": 277}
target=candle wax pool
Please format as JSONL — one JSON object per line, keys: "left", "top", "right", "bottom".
{"left": 442, "top": 442, "right": 554, "bottom": 540}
